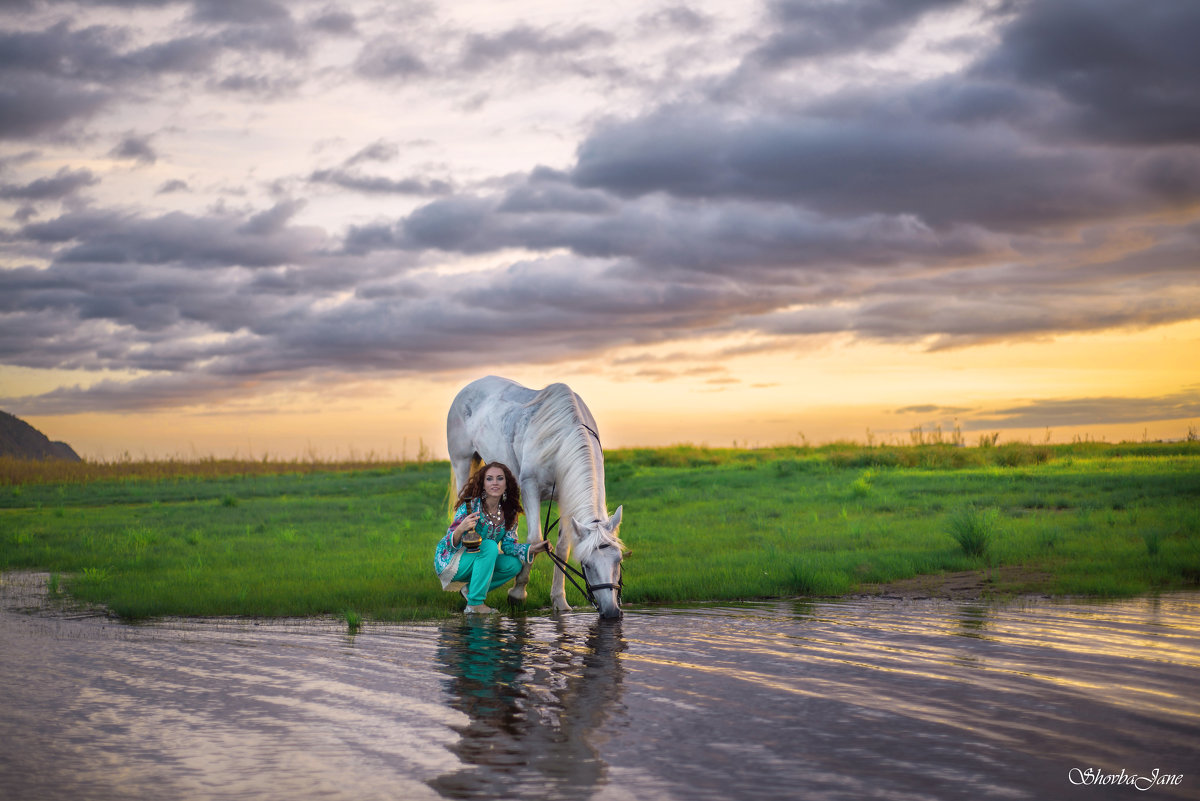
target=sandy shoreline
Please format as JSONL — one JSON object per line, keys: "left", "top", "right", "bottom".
{"left": 0, "top": 570, "right": 123, "bottom": 617}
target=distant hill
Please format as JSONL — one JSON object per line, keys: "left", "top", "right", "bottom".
{"left": 0, "top": 410, "right": 82, "bottom": 461}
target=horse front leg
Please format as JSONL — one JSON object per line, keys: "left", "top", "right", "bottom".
{"left": 508, "top": 479, "right": 542, "bottom": 604}
{"left": 549, "top": 520, "right": 572, "bottom": 614}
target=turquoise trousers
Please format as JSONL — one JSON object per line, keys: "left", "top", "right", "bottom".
{"left": 453, "top": 539, "right": 524, "bottom": 605}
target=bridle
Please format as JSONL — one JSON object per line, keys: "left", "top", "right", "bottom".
{"left": 541, "top": 480, "right": 623, "bottom": 609}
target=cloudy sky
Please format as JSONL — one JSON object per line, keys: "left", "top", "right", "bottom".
{"left": 1, "top": 0, "right": 1198, "bottom": 459}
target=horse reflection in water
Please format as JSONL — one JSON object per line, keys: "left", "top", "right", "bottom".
{"left": 428, "top": 617, "right": 626, "bottom": 801}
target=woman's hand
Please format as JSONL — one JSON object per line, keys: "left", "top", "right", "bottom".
{"left": 452, "top": 512, "right": 480, "bottom": 547}
{"left": 530, "top": 539, "right": 554, "bottom": 556}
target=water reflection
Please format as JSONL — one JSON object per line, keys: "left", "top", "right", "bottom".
{"left": 2, "top": 573, "right": 1197, "bottom": 801}
{"left": 428, "top": 617, "right": 626, "bottom": 801}
{"left": 956, "top": 604, "right": 989, "bottom": 638}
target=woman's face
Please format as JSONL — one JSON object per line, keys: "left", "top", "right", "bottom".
{"left": 483, "top": 466, "right": 506, "bottom": 499}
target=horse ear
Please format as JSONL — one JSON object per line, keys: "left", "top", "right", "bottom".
{"left": 609, "top": 505, "right": 622, "bottom": 529}
{"left": 572, "top": 515, "right": 589, "bottom": 533}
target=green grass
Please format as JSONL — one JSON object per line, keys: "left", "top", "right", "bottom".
{"left": 947, "top": 506, "right": 1000, "bottom": 557}
{"left": 1, "top": 443, "right": 1198, "bottom": 621}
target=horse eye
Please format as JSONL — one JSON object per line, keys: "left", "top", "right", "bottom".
{"left": 598, "top": 543, "right": 610, "bottom": 549}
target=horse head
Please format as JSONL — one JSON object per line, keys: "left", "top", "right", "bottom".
{"left": 571, "top": 506, "right": 624, "bottom": 620}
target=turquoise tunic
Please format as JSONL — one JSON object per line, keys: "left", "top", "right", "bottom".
{"left": 434, "top": 498, "right": 532, "bottom": 591}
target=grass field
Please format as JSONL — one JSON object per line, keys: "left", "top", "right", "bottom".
{"left": 1, "top": 441, "right": 1198, "bottom": 622}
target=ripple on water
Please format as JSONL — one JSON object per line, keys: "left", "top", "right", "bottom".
{"left": 1, "top": 574, "right": 1196, "bottom": 801}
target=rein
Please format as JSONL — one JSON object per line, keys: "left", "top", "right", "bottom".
{"left": 541, "top": 481, "right": 622, "bottom": 609}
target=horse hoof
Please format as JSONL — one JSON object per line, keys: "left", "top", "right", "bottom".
{"left": 507, "top": 588, "right": 527, "bottom": 603}
{"left": 551, "top": 599, "right": 572, "bottom": 614}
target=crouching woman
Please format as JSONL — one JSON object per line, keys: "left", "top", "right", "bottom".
{"left": 433, "top": 461, "right": 553, "bottom": 613}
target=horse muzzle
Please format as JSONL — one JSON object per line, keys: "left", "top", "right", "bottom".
{"left": 592, "top": 585, "right": 623, "bottom": 619}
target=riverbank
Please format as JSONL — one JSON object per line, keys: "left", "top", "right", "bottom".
{"left": 2, "top": 442, "right": 1197, "bottom": 621}
{"left": 0, "top": 566, "right": 1065, "bottom": 623}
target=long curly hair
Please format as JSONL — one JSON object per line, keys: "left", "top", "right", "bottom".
{"left": 456, "top": 461, "right": 523, "bottom": 529}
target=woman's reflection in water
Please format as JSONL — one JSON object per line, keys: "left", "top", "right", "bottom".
{"left": 428, "top": 616, "right": 626, "bottom": 801}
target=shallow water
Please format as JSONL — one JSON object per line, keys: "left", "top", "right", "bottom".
{"left": 1, "top": 576, "right": 1196, "bottom": 801}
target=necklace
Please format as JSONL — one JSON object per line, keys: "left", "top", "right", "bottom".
{"left": 482, "top": 501, "right": 505, "bottom": 529}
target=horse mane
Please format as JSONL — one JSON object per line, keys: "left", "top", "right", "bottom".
{"left": 573, "top": 524, "right": 625, "bottom": 563}
{"left": 527, "top": 383, "right": 624, "bottom": 554}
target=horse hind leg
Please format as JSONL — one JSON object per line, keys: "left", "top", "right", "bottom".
{"left": 508, "top": 479, "right": 547, "bottom": 604}
{"left": 507, "top": 478, "right": 541, "bottom": 604}
{"left": 508, "top": 565, "right": 531, "bottom": 604}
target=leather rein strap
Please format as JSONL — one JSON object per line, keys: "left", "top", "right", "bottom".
{"left": 541, "top": 481, "right": 622, "bottom": 608}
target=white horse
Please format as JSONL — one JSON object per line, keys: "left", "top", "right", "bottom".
{"left": 447, "top": 376, "right": 625, "bottom": 619}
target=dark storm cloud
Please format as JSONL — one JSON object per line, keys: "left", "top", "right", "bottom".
{"left": 0, "top": 245, "right": 359, "bottom": 378}
{"left": 0, "top": 23, "right": 288, "bottom": 142}
{"left": 0, "top": 12, "right": 317, "bottom": 141}
{"left": 638, "top": 6, "right": 713, "bottom": 34}
{"left": 354, "top": 37, "right": 427, "bottom": 79}
{"left": 0, "top": 21, "right": 125, "bottom": 78}
{"left": 0, "top": 150, "right": 39, "bottom": 171}
{"left": 190, "top": 0, "right": 291, "bottom": 26}
{"left": 122, "top": 34, "right": 222, "bottom": 73}
{"left": 156, "top": 179, "right": 189, "bottom": 194}
{"left": 2, "top": 0, "right": 1199, "bottom": 419}
{"left": 750, "top": 0, "right": 961, "bottom": 66}
{"left": 19, "top": 200, "right": 325, "bottom": 268}
{"left": 378, "top": 173, "right": 1000, "bottom": 271}
{"left": 345, "top": 140, "right": 399, "bottom": 166}
{"left": 568, "top": 105, "right": 1192, "bottom": 231}
{"left": 340, "top": 222, "right": 402, "bottom": 256}
{"left": 309, "top": 168, "right": 452, "bottom": 196}
{"left": 213, "top": 73, "right": 302, "bottom": 95}
{"left": 0, "top": 21, "right": 223, "bottom": 84}
{"left": 0, "top": 372, "right": 272, "bottom": 415}
{"left": 211, "top": 21, "right": 307, "bottom": 58}
{"left": 237, "top": 198, "right": 305, "bottom": 235}
{"left": 0, "top": 167, "right": 98, "bottom": 200}
{"left": 454, "top": 256, "right": 783, "bottom": 325}
{"left": 893, "top": 405, "right": 973, "bottom": 416}
{"left": 0, "top": 262, "right": 259, "bottom": 341}
{"left": 0, "top": 74, "right": 111, "bottom": 139}
{"left": 78, "top": 0, "right": 184, "bottom": 6}
{"left": 967, "top": 389, "right": 1200, "bottom": 430}
{"left": 495, "top": 181, "right": 616, "bottom": 215}
{"left": 349, "top": 16, "right": 623, "bottom": 85}
{"left": 458, "top": 25, "right": 615, "bottom": 71}
{"left": 564, "top": 0, "right": 1200, "bottom": 226}
{"left": 0, "top": 225, "right": 783, "bottom": 412}
{"left": 110, "top": 133, "right": 157, "bottom": 164}
{"left": 753, "top": 287, "right": 1200, "bottom": 350}
{"left": 976, "top": 0, "right": 1200, "bottom": 146}
{"left": 322, "top": 0, "right": 1200, "bottom": 356}
{"left": 308, "top": 8, "right": 358, "bottom": 36}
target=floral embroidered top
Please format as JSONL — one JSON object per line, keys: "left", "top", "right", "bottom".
{"left": 433, "top": 497, "right": 532, "bottom": 591}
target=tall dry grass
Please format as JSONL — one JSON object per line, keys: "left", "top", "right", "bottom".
{"left": 8, "top": 437, "right": 1196, "bottom": 486}
{"left": 0, "top": 454, "right": 423, "bottom": 487}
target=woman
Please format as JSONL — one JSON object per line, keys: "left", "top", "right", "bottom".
{"left": 434, "top": 461, "right": 553, "bottom": 613}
